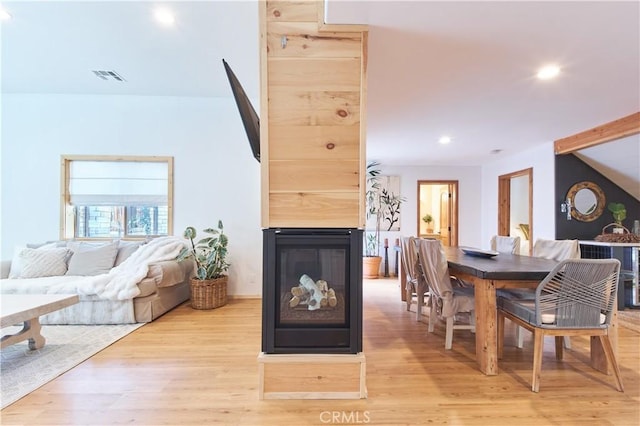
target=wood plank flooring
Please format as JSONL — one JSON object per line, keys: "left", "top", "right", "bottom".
{"left": 1, "top": 278, "right": 639, "bottom": 425}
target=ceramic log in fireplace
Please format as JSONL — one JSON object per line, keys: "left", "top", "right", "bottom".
{"left": 262, "top": 228, "right": 363, "bottom": 354}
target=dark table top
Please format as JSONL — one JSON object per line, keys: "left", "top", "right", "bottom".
{"left": 443, "top": 246, "right": 558, "bottom": 280}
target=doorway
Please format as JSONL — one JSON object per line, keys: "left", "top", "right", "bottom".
{"left": 498, "top": 168, "right": 533, "bottom": 255}
{"left": 417, "top": 181, "right": 458, "bottom": 246}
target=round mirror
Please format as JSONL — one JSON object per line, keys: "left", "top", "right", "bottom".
{"left": 566, "top": 181, "right": 605, "bottom": 222}
{"left": 574, "top": 188, "right": 597, "bottom": 215}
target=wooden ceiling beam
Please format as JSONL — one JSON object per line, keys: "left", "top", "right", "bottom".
{"left": 554, "top": 111, "right": 640, "bottom": 154}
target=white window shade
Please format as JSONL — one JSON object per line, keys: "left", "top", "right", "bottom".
{"left": 69, "top": 161, "right": 168, "bottom": 206}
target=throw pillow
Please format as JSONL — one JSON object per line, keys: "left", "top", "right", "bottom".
{"left": 18, "top": 247, "right": 70, "bottom": 278}
{"left": 114, "top": 240, "right": 144, "bottom": 266}
{"left": 66, "top": 241, "right": 119, "bottom": 276}
{"left": 8, "top": 243, "right": 66, "bottom": 278}
{"left": 8, "top": 246, "right": 27, "bottom": 278}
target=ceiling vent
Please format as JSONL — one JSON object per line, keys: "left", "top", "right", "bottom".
{"left": 92, "top": 70, "right": 126, "bottom": 82}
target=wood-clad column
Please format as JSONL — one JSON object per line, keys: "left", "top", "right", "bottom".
{"left": 260, "top": 0, "right": 368, "bottom": 228}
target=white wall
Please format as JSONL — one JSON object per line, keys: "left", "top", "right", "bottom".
{"left": 1, "top": 94, "right": 263, "bottom": 296}
{"left": 480, "top": 142, "right": 557, "bottom": 250}
{"left": 0, "top": 93, "right": 558, "bottom": 292}
{"left": 377, "top": 142, "right": 556, "bottom": 268}
{"left": 374, "top": 164, "right": 483, "bottom": 273}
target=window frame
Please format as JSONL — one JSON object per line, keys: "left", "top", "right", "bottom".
{"left": 60, "top": 155, "right": 174, "bottom": 240}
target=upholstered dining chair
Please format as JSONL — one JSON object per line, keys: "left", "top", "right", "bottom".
{"left": 400, "top": 237, "right": 429, "bottom": 321}
{"left": 490, "top": 235, "right": 521, "bottom": 255}
{"left": 416, "top": 238, "right": 475, "bottom": 349}
{"left": 503, "top": 238, "right": 581, "bottom": 348}
{"left": 532, "top": 238, "right": 580, "bottom": 261}
{"left": 497, "top": 258, "right": 623, "bottom": 392}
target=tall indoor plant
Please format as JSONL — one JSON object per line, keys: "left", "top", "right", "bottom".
{"left": 364, "top": 162, "right": 405, "bottom": 278}
{"left": 177, "top": 220, "right": 230, "bottom": 309}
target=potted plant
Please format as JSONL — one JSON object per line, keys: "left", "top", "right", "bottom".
{"left": 422, "top": 214, "right": 434, "bottom": 233}
{"left": 363, "top": 162, "right": 405, "bottom": 278}
{"left": 608, "top": 202, "right": 626, "bottom": 233}
{"left": 177, "top": 220, "right": 230, "bottom": 309}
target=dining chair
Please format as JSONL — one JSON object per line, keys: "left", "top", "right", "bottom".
{"left": 490, "top": 235, "right": 521, "bottom": 255}
{"left": 400, "top": 237, "right": 429, "bottom": 321}
{"left": 416, "top": 238, "right": 475, "bottom": 349}
{"left": 532, "top": 238, "right": 580, "bottom": 261}
{"left": 503, "top": 238, "right": 581, "bottom": 348}
{"left": 497, "top": 258, "right": 623, "bottom": 392}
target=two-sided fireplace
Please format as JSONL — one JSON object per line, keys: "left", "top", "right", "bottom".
{"left": 262, "top": 228, "right": 363, "bottom": 354}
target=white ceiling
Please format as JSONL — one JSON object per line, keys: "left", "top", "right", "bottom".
{"left": 1, "top": 1, "right": 639, "bottom": 197}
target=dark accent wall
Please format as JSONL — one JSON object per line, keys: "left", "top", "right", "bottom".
{"left": 555, "top": 154, "right": 640, "bottom": 240}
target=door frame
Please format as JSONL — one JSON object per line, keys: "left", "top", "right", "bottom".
{"left": 498, "top": 168, "right": 533, "bottom": 254}
{"left": 417, "top": 180, "right": 458, "bottom": 247}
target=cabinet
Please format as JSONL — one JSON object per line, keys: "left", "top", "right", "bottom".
{"left": 580, "top": 241, "right": 640, "bottom": 309}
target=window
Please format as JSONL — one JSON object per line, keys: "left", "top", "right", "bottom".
{"left": 61, "top": 155, "right": 173, "bottom": 239}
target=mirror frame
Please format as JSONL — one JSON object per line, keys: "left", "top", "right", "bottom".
{"left": 567, "top": 181, "right": 605, "bottom": 222}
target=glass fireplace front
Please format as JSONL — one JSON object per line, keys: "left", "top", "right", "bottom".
{"left": 262, "top": 228, "right": 363, "bottom": 354}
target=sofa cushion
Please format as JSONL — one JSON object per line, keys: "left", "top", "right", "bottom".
{"left": 66, "top": 241, "right": 118, "bottom": 276}
{"left": 114, "top": 240, "right": 144, "bottom": 266}
{"left": 8, "top": 242, "right": 63, "bottom": 278}
{"left": 26, "top": 240, "right": 67, "bottom": 249}
{"left": 18, "top": 247, "right": 70, "bottom": 278}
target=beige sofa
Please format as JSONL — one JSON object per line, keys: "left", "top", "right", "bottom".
{"left": 0, "top": 238, "right": 194, "bottom": 324}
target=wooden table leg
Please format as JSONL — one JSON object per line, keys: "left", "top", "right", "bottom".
{"left": 0, "top": 318, "right": 45, "bottom": 350}
{"left": 474, "top": 278, "right": 498, "bottom": 375}
{"left": 591, "top": 306, "right": 618, "bottom": 374}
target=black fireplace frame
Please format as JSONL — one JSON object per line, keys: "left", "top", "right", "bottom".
{"left": 262, "top": 228, "right": 363, "bottom": 354}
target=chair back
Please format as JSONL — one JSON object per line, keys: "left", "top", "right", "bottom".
{"left": 490, "top": 235, "right": 521, "bottom": 254}
{"left": 532, "top": 239, "right": 580, "bottom": 261}
{"left": 400, "top": 237, "right": 420, "bottom": 288}
{"left": 535, "top": 258, "right": 620, "bottom": 328}
{"left": 416, "top": 239, "right": 453, "bottom": 300}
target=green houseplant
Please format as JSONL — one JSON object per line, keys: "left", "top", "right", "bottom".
{"left": 608, "top": 202, "right": 627, "bottom": 234}
{"left": 177, "top": 220, "right": 230, "bottom": 309}
{"left": 608, "top": 202, "right": 626, "bottom": 226}
{"left": 422, "top": 214, "right": 434, "bottom": 233}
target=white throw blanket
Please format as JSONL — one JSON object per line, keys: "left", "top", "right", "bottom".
{"left": 80, "top": 236, "right": 187, "bottom": 300}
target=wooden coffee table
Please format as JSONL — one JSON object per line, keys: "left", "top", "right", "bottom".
{"left": 1, "top": 294, "right": 79, "bottom": 350}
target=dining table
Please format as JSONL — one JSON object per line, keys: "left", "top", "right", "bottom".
{"left": 442, "top": 246, "right": 618, "bottom": 376}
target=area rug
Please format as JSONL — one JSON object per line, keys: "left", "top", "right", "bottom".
{"left": 0, "top": 323, "right": 144, "bottom": 409}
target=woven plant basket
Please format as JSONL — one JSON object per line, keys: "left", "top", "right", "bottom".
{"left": 594, "top": 223, "right": 640, "bottom": 243}
{"left": 190, "top": 276, "right": 228, "bottom": 310}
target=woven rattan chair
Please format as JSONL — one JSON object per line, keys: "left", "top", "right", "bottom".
{"left": 416, "top": 238, "right": 475, "bottom": 349}
{"left": 503, "top": 238, "right": 581, "bottom": 348}
{"left": 497, "top": 258, "right": 623, "bottom": 392}
{"left": 490, "top": 235, "right": 521, "bottom": 255}
{"left": 400, "top": 237, "right": 429, "bottom": 321}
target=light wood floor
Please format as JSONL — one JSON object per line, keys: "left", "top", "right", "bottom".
{"left": 1, "top": 278, "right": 639, "bottom": 425}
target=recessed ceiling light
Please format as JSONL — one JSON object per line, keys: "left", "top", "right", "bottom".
{"left": 537, "top": 64, "right": 561, "bottom": 80}
{"left": 438, "top": 136, "right": 452, "bottom": 144}
{"left": 154, "top": 8, "right": 175, "bottom": 26}
{"left": 0, "top": 8, "right": 12, "bottom": 21}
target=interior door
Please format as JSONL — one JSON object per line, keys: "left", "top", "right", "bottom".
{"left": 498, "top": 168, "right": 533, "bottom": 254}
{"left": 439, "top": 190, "right": 450, "bottom": 246}
{"left": 417, "top": 181, "right": 458, "bottom": 247}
